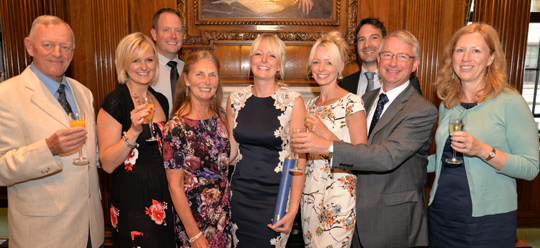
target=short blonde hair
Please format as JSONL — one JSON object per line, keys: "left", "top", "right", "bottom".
{"left": 115, "top": 32, "right": 159, "bottom": 85}
{"left": 307, "top": 30, "right": 349, "bottom": 77}
{"left": 249, "top": 34, "right": 286, "bottom": 85}
{"left": 379, "top": 30, "right": 420, "bottom": 58}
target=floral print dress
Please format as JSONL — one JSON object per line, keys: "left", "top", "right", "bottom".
{"left": 101, "top": 84, "right": 175, "bottom": 248}
{"left": 301, "top": 93, "right": 364, "bottom": 248}
{"left": 162, "top": 113, "right": 232, "bottom": 248}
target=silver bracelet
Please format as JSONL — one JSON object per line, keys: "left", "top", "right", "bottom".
{"left": 122, "top": 131, "right": 138, "bottom": 149}
{"left": 188, "top": 231, "right": 203, "bottom": 243}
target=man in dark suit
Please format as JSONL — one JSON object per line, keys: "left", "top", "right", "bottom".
{"left": 340, "top": 17, "right": 422, "bottom": 96}
{"left": 292, "top": 30, "right": 436, "bottom": 248}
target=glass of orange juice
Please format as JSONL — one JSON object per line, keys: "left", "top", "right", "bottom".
{"left": 136, "top": 96, "right": 158, "bottom": 142}
{"left": 69, "top": 112, "right": 89, "bottom": 165}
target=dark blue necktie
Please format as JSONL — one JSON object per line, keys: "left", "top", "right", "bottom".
{"left": 368, "top": 93, "right": 388, "bottom": 137}
{"left": 57, "top": 84, "right": 73, "bottom": 114}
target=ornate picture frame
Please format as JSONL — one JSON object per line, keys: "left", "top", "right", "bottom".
{"left": 178, "top": 0, "right": 357, "bottom": 45}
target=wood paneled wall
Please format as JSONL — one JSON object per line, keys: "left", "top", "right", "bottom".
{"left": 1, "top": 0, "right": 539, "bottom": 239}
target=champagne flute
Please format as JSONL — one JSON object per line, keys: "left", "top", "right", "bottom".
{"left": 136, "top": 96, "right": 158, "bottom": 142}
{"left": 445, "top": 115, "right": 465, "bottom": 165}
{"left": 290, "top": 127, "right": 306, "bottom": 173}
{"left": 69, "top": 112, "right": 89, "bottom": 165}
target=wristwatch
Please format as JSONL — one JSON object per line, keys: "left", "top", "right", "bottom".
{"left": 328, "top": 144, "right": 334, "bottom": 157}
{"left": 484, "top": 147, "right": 496, "bottom": 161}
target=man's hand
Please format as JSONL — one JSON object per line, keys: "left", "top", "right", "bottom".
{"left": 46, "top": 127, "right": 87, "bottom": 155}
{"left": 291, "top": 131, "right": 332, "bottom": 155}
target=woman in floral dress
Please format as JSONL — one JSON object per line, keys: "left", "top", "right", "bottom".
{"left": 97, "top": 32, "right": 175, "bottom": 247}
{"left": 162, "top": 50, "right": 232, "bottom": 248}
{"left": 301, "top": 31, "right": 367, "bottom": 247}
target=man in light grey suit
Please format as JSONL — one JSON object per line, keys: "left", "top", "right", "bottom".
{"left": 0, "top": 16, "right": 104, "bottom": 247}
{"left": 292, "top": 30, "right": 436, "bottom": 247}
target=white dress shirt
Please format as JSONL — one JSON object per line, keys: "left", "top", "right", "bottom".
{"left": 152, "top": 53, "right": 184, "bottom": 116}
{"left": 366, "top": 81, "right": 411, "bottom": 136}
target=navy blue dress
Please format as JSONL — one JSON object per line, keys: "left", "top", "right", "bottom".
{"left": 229, "top": 86, "right": 300, "bottom": 248}
{"left": 429, "top": 102, "right": 516, "bottom": 248}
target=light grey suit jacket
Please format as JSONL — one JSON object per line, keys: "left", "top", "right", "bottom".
{"left": 333, "top": 84, "right": 437, "bottom": 248}
{"left": 0, "top": 67, "right": 104, "bottom": 248}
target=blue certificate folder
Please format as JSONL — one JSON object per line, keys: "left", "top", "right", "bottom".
{"left": 272, "top": 158, "right": 294, "bottom": 225}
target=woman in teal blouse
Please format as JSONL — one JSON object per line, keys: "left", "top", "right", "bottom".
{"left": 428, "top": 23, "right": 539, "bottom": 247}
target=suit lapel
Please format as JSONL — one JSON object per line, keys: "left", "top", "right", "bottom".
{"left": 67, "top": 78, "right": 87, "bottom": 116}
{"left": 368, "top": 85, "right": 414, "bottom": 143}
{"left": 362, "top": 90, "right": 378, "bottom": 116}
{"left": 23, "top": 68, "right": 69, "bottom": 128}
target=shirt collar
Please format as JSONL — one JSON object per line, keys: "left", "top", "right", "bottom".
{"left": 30, "top": 63, "right": 70, "bottom": 95}
{"left": 360, "top": 66, "right": 379, "bottom": 79}
{"left": 378, "top": 80, "right": 410, "bottom": 103}
{"left": 157, "top": 52, "right": 180, "bottom": 66}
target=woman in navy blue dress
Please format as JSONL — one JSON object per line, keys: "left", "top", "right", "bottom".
{"left": 226, "top": 34, "right": 307, "bottom": 248}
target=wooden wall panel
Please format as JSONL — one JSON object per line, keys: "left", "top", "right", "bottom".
{"left": 473, "top": 0, "right": 531, "bottom": 92}
{"left": 0, "top": 0, "right": 61, "bottom": 79}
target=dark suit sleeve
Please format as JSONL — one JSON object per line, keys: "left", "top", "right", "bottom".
{"left": 332, "top": 96, "right": 437, "bottom": 173}
{"left": 339, "top": 71, "right": 361, "bottom": 94}
{"left": 410, "top": 75, "right": 422, "bottom": 95}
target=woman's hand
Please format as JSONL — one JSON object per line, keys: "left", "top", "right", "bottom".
{"left": 130, "top": 104, "right": 151, "bottom": 133}
{"left": 450, "top": 131, "right": 489, "bottom": 158}
{"left": 305, "top": 114, "right": 333, "bottom": 140}
{"left": 190, "top": 235, "right": 209, "bottom": 248}
{"left": 267, "top": 210, "right": 296, "bottom": 234}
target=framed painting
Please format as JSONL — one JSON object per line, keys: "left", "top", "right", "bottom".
{"left": 178, "top": 0, "right": 357, "bottom": 44}
{"left": 198, "top": 0, "right": 337, "bottom": 25}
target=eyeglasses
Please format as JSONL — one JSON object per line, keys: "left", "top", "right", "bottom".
{"left": 379, "top": 52, "right": 416, "bottom": 62}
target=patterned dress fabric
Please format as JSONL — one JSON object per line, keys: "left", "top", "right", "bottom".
{"left": 162, "top": 112, "right": 232, "bottom": 248}
{"left": 101, "top": 84, "right": 175, "bottom": 247}
{"left": 301, "top": 93, "right": 364, "bottom": 248}
{"left": 229, "top": 86, "right": 300, "bottom": 248}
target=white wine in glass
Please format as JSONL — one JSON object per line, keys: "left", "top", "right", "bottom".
{"left": 136, "top": 96, "right": 158, "bottom": 142}
{"left": 69, "top": 112, "right": 89, "bottom": 165}
{"left": 445, "top": 116, "right": 464, "bottom": 165}
{"left": 290, "top": 128, "right": 305, "bottom": 173}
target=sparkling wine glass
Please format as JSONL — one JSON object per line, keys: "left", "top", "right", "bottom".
{"left": 290, "top": 127, "right": 306, "bottom": 173}
{"left": 69, "top": 112, "right": 89, "bottom": 165}
{"left": 445, "top": 115, "right": 465, "bottom": 165}
{"left": 136, "top": 95, "right": 158, "bottom": 142}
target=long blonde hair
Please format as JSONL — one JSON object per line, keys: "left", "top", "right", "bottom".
{"left": 434, "top": 23, "right": 514, "bottom": 108}
{"left": 172, "top": 50, "right": 225, "bottom": 124}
